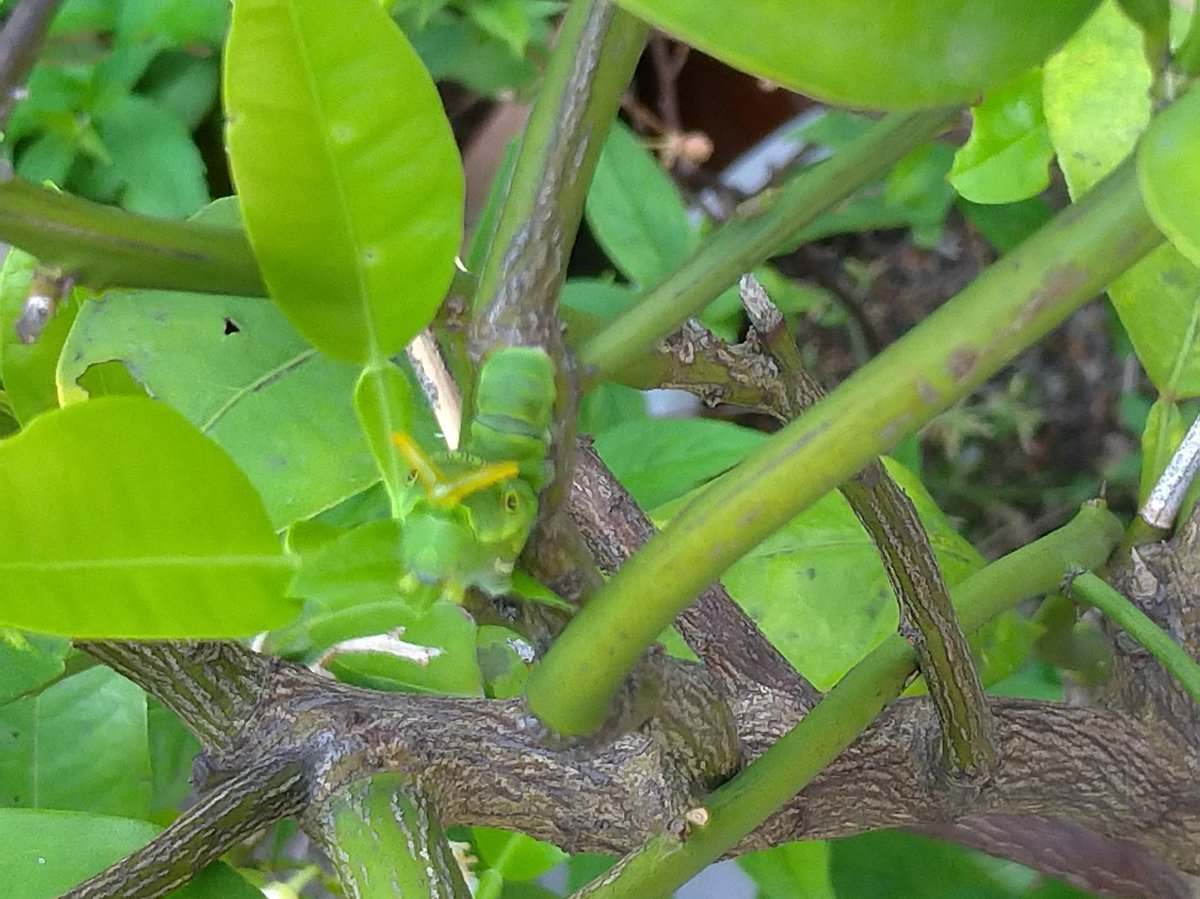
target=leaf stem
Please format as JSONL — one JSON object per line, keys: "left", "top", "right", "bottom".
{"left": 578, "top": 107, "right": 958, "bottom": 377}
{"left": 527, "top": 155, "right": 1163, "bottom": 736}
{"left": 1066, "top": 569, "right": 1200, "bottom": 707}
{"left": 573, "top": 502, "right": 1124, "bottom": 899}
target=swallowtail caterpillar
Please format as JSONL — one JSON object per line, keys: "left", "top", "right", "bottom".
{"left": 389, "top": 345, "right": 555, "bottom": 602}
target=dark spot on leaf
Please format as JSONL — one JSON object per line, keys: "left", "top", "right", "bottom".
{"left": 806, "top": 568, "right": 817, "bottom": 580}
{"left": 223, "top": 317, "right": 241, "bottom": 336}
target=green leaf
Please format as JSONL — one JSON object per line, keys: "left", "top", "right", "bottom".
{"left": 224, "top": 0, "right": 464, "bottom": 363}
{"left": 57, "top": 287, "right": 380, "bottom": 528}
{"left": 1139, "top": 397, "right": 1187, "bottom": 502}
{"left": 470, "top": 827, "right": 566, "bottom": 882}
{"left": 1044, "top": 0, "right": 1151, "bottom": 198}
{"left": 0, "top": 397, "right": 296, "bottom": 638}
{"left": 739, "top": 841, "right": 835, "bottom": 899}
{"left": 585, "top": 120, "right": 696, "bottom": 287}
{"left": 956, "top": 196, "right": 1054, "bottom": 254}
{"left": 951, "top": 69, "right": 1053, "bottom": 204}
{"left": 0, "top": 667, "right": 150, "bottom": 818}
{"left": 830, "top": 830, "right": 1091, "bottom": 898}
{"left": 1107, "top": 246, "right": 1200, "bottom": 396}
{"left": 354, "top": 362, "right": 416, "bottom": 510}
{"left": 0, "top": 248, "right": 82, "bottom": 426}
{"left": 95, "top": 94, "right": 209, "bottom": 219}
{"left": 116, "top": 0, "right": 230, "bottom": 47}
{"left": 1139, "top": 85, "right": 1200, "bottom": 268}
{"left": 594, "top": 418, "right": 768, "bottom": 509}
{"left": 146, "top": 699, "right": 200, "bottom": 822}
{"left": 465, "top": 0, "right": 530, "bottom": 56}
{"left": 610, "top": 0, "right": 1099, "bottom": 109}
{"left": 0, "top": 630, "right": 68, "bottom": 706}
{"left": 0, "top": 808, "right": 260, "bottom": 898}
{"left": 654, "top": 459, "right": 982, "bottom": 690}
{"left": 1044, "top": 1, "right": 1200, "bottom": 396}
{"left": 323, "top": 602, "right": 484, "bottom": 696}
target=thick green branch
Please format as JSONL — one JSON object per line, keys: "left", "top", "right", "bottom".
{"left": 308, "top": 774, "right": 470, "bottom": 899}
{"left": 470, "top": 0, "right": 646, "bottom": 350}
{"left": 528, "top": 156, "right": 1163, "bottom": 736}
{"left": 575, "top": 503, "right": 1124, "bottom": 898}
{"left": 578, "top": 107, "right": 958, "bottom": 378}
{"left": 0, "top": 167, "right": 266, "bottom": 295}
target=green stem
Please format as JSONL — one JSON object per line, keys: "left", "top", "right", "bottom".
{"left": 574, "top": 503, "right": 1123, "bottom": 899}
{"left": 471, "top": 0, "right": 647, "bottom": 346}
{"left": 313, "top": 774, "right": 470, "bottom": 899}
{"left": 1067, "top": 570, "right": 1200, "bottom": 706}
{"left": 578, "top": 107, "right": 958, "bottom": 377}
{"left": 527, "top": 156, "right": 1163, "bottom": 736}
{"left": 0, "top": 167, "right": 266, "bottom": 295}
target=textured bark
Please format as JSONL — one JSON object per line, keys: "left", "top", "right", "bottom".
{"left": 72, "top": 487, "right": 1200, "bottom": 899}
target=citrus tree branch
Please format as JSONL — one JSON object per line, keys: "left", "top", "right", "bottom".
{"left": 526, "top": 154, "right": 1165, "bottom": 736}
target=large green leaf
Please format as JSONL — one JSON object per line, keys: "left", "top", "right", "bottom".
{"left": 1044, "top": 0, "right": 1200, "bottom": 396}
{"left": 611, "top": 0, "right": 1099, "bottom": 109}
{"left": 0, "top": 667, "right": 150, "bottom": 819}
{"left": 0, "top": 397, "right": 296, "bottom": 637}
{"left": 57, "top": 288, "right": 378, "bottom": 528}
{"left": 224, "top": 0, "right": 464, "bottom": 362}
{"left": 0, "top": 808, "right": 260, "bottom": 898}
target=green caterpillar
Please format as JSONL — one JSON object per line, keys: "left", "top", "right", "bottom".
{"left": 390, "top": 346, "right": 556, "bottom": 601}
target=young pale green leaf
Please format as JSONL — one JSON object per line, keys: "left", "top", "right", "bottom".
{"left": 585, "top": 120, "right": 696, "bottom": 287}
{"left": 611, "top": 0, "right": 1098, "bottom": 109}
{"left": 951, "top": 69, "right": 1053, "bottom": 204}
{"left": 57, "top": 289, "right": 380, "bottom": 528}
{"left": 1044, "top": 0, "right": 1151, "bottom": 197}
{"left": 1109, "top": 246, "right": 1200, "bottom": 396}
{"left": 1139, "top": 397, "right": 1188, "bottom": 502}
{"left": 1139, "top": 86, "right": 1200, "bottom": 268}
{"left": 354, "top": 362, "right": 415, "bottom": 509}
{"left": 0, "top": 397, "right": 296, "bottom": 637}
{"left": 224, "top": 0, "right": 464, "bottom": 363}
{"left": 1045, "top": 1, "right": 1200, "bottom": 396}
{"left": 0, "top": 667, "right": 150, "bottom": 819}
{"left": 0, "top": 808, "right": 260, "bottom": 899}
